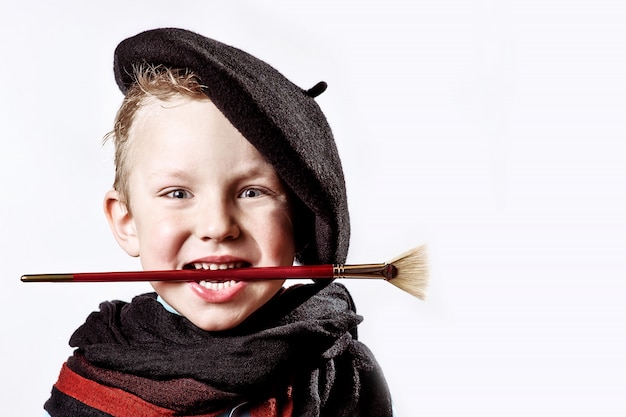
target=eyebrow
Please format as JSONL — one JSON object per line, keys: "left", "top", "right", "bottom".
{"left": 147, "top": 161, "right": 279, "bottom": 183}
{"left": 147, "top": 169, "right": 192, "bottom": 181}
{"left": 234, "top": 162, "right": 279, "bottom": 180}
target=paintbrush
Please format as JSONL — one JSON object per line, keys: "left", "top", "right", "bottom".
{"left": 21, "top": 245, "right": 428, "bottom": 299}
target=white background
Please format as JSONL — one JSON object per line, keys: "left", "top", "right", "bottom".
{"left": 2, "top": 1, "right": 625, "bottom": 415}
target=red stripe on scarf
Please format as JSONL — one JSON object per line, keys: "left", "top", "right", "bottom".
{"left": 251, "top": 386, "right": 293, "bottom": 417}
{"left": 55, "top": 361, "right": 293, "bottom": 417}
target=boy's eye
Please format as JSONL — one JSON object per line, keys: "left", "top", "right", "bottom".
{"left": 166, "top": 189, "right": 192, "bottom": 199}
{"left": 239, "top": 188, "right": 265, "bottom": 198}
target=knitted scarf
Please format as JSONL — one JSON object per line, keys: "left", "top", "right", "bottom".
{"left": 44, "top": 283, "right": 392, "bottom": 416}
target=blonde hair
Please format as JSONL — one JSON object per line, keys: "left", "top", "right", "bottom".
{"left": 104, "top": 64, "right": 206, "bottom": 206}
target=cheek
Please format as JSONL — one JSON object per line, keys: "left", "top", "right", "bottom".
{"left": 253, "top": 207, "right": 295, "bottom": 265}
{"left": 135, "top": 212, "right": 190, "bottom": 268}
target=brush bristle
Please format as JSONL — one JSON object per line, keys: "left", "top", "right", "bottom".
{"left": 387, "top": 245, "right": 429, "bottom": 299}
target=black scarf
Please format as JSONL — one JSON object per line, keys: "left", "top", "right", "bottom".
{"left": 45, "top": 283, "right": 392, "bottom": 416}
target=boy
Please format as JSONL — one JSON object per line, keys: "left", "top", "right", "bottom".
{"left": 44, "top": 28, "right": 392, "bottom": 416}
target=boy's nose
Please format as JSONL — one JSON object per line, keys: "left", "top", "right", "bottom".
{"left": 196, "top": 199, "right": 240, "bottom": 242}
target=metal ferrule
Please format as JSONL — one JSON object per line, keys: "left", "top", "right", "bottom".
{"left": 333, "top": 263, "right": 397, "bottom": 280}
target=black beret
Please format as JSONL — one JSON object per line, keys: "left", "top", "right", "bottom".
{"left": 113, "top": 28, "right": 350, "bottom": 265}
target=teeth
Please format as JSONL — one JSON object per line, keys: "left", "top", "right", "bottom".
{"left": 192, "top": 262, "right": 243, "bottom": 270}
{"left": 188, "top": 262, "right": 244, "bottom": 290}
{"left": 198, "top": 280, "right": 238, "bottom": 290}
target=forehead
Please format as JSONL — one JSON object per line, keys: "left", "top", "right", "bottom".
{"left": 127, "top": 96, "right": 280, "bottom": 177}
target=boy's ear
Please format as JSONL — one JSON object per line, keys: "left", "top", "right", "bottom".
{"left": 104, "top": 189, "right": 139, "bottom": 257}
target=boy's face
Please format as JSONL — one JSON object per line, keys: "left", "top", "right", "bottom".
{"left": 105, "top": 96, "right": 294, "bottom": 331}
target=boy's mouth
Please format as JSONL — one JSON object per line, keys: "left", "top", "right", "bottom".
{"left": 183, "top": 261, "right": 249, "bottom": 271}
{"left": 182, "top": 261, "right": 252, "bottom": 290}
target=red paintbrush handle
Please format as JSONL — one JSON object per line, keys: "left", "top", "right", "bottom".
{"left": 21, "top": 264, "right": 336, "bottom": 282}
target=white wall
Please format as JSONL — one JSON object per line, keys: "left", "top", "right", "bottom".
{"left": 1, "top": 1, "right": 625, "bottom": 415}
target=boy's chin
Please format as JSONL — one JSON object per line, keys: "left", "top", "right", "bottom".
{"left": 185, "top": 310, "right": 254, "bottom": 332}
{"left": 157, "top": 283, "right": 285, "bottom": 332}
